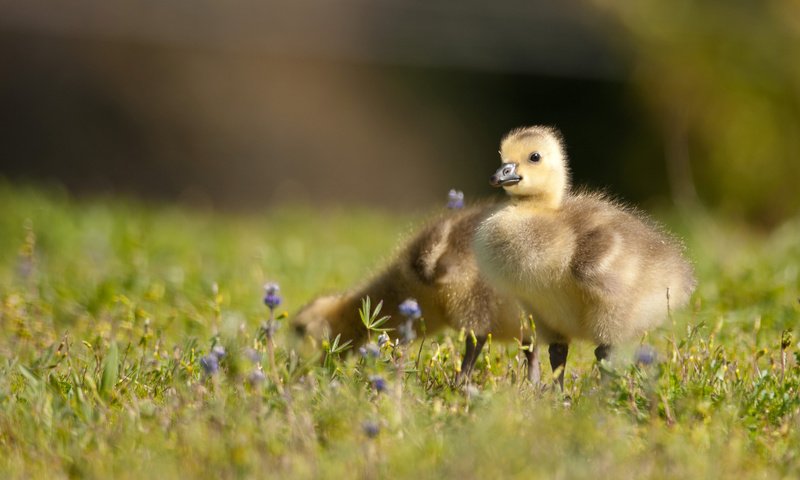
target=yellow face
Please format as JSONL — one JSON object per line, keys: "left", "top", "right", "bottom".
{"left": 493, "top": 127, "right": 569, "bottom": 203}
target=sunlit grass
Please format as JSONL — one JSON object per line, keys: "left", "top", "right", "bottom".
{"left": 1, "top": 184, "right": 799, "bottom": 478}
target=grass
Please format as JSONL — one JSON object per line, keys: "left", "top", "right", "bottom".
{"left": 1, "top": 183, "right": 799, "bottom": 479}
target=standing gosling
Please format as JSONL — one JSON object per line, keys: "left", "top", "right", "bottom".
{"left": 292, "top": 204, "right": 534, "bottom": 383}
{"left": 473, "top": 126, "right": 696, "bottom": 388}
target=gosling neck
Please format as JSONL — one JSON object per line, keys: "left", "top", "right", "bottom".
{"left": 511, "top": 189, "right": 565, "bottom": 210}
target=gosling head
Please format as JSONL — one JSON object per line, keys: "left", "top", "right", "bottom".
{"left": 290, "top": 295, "right": 342, "bottom": 339}
{"left": 490, "top": 126, "right": 571, "bottom": 208}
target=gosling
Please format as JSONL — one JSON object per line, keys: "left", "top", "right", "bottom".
{"left": 292, "top": 203, "right": 534, "bottom": 383}
{"left": 473, "top": 126, "right": 696, "bottom": 388}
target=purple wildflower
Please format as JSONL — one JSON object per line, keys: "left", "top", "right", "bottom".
{"left": 243, "top": 348, "right": 262, "bottom": 364}
{"left": 362, "top": 343, "right": 380, "bottom": 358}
{"left": 635, "top": 344, "right": 657, "bottom": 366}
{"left": 398, "top": 320, "right": 416, "bottom": 344}
{"left": 211, "top": 345, "right": 226, "bottom": 359}
{"left": 447, "top": 189, "right": 465, "bottom": 209}
{"left": 377, "top": 332, "right": 390, "bottom": 348}
{"left": 263, "top": 283, "right": 282, "bottom": 310}
{"left": 199, "top": 354, "right": 219, "bottom": 376}
{"left": 369, "top": 375, "right": 387, "bottom": 393}
{"left": 362, "top": 420, "right": 380, "bottom": 438}
{"left": 398, "top": 298, "right": 421, "bottom": 320}
{"left": 247, "top": 370, "right": 266, "bottom": 386}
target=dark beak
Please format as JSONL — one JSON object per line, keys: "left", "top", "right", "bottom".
{"left": 490, "top": 163, "right": 522, "bottom": 187}
{"left": 293, "top": 323, "right": 307, "bottom": 337}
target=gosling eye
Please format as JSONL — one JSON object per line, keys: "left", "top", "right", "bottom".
{"left": 529, "top": 152, "right": 541, "bottom": 163}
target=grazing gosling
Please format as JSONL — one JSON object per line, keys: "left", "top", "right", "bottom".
{"left": 292, "top": 203, "right": 534, "bottom": 383}
{"left": 473, "top": 126, "right": 696, "bottom": 388}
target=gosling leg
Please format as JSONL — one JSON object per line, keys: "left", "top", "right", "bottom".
{"left": 456, "top": 334, "right": 487, "bottom": 384}
{"left": 549, "top": 343, "right": 569, "bottom": 390}
{"left": 594, "top": 344, "right": 613, "bottom": 382}
{"left": 594, "top": 344, "right": 612, "bottom": 363}
{"left": 523, "top": 342, "right": 541, "bottom": 385}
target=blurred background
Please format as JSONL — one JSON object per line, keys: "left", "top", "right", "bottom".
{"left": 1, "top": 0, "right": 798, "bottom": 224}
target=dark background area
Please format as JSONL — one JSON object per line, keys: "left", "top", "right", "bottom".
{"left": 1, "top": 1, "right": 797, "bottom": 221}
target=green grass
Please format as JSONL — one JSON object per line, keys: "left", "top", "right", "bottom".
{"left": 1, "top": 183, "right": 799, "bottom": 479}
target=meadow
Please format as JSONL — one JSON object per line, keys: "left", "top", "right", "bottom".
{"left": 1, "top": 183, "right": 799, "bottom": 479}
